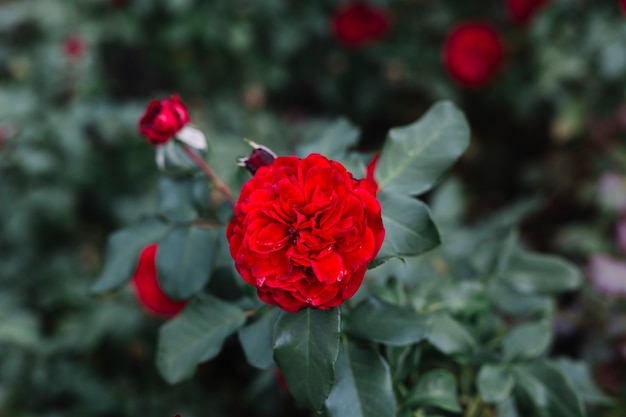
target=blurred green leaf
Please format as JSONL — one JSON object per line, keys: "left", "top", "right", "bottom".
{"left": 156, "top": 295, "right": 246, "bottom": 384}
{"left": 91, "top": 217, "right": 172, "bottom": 293}
{"left": 426, "top": 313, "right": 475, "bottom": 357}
{"left": 296, "top": 118, "right": 360, "bottom": 162}
{"left": 513, "top": 360, "right": 586, "bottom": 417}
{"left": 375, "top": 101, "right": 470, "bottom": 196}
{"left": 273, "top": 308, "right": 340, "bottom": 410}
{"left": 375, "top": 191, "right": 440, "bottom": 263}
{"left": 407, "top": 369, "right": 461, "bottom": 413}
{"left": 326, "top": 340, "right": 395, "bottom": 417}
{"left": 502, "top": 250, "right": 582, "bottom": 295}
{"left": 344, "top": 298, "right": 429, "bottom": 346}
{"left": 156, "top": 226, "right": 218, "bottom": 300}
{"left": 238, "top": 309, "right": 277, "bottom": 370}
{"left": 478, "top": 364, "right": 514, "bottom": 403}
{"left": 503, "top": 321, "right": 553, "bottom": 362}
{"left": 158, "top": 176, "right": 198, "bottom": 222}
{"left": 552, "top": 358, "right": 612, "bottom": 405}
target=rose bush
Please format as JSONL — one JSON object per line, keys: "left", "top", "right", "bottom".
{"left": 331, "top": 1, "right": 390, "bottom": 47}
{"left": 138, "top": 94, "right": 190, "bottom": 146}
{"left": 443, "top": 21, "right": 505, "bottom": 88}
{"left": 227, "top": 153, "right": 385, "bottom": 312}
{"left": 130, "top": 244, "right": 187, "bottom": 318}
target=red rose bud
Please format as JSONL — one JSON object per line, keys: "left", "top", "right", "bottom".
{"left": 138, "top": 94, "right": 190, "bottom": 146}
{"left": 227, "top": 153, "right": 385, "bottom": 312}
{"left": 507, "top": 0, "right": 551, "bottom": 25}
{"left": 238, "top": 141, "right": 277, "bottom": 175}
{"left": 331, "top": 1, "right": 390, "bottom": 47}
{"left": 443, "top": 22, "right": 505, "bottom": 88}
{"left": 63, "top": 36, "right": 85, "bottom": 60}
{"left": 130, "top": 244, "right": 187, "bottom": 318}
{"left": 365, "top": 152, "right": 380, "bottom": 190}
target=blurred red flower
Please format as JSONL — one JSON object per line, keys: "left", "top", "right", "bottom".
{"left": 443, "top": 22, "right": 505, "bottom": 88}
{"left": 227, "top": 153, "right": 384, "bottom": 312}
{"left": 331, "top": 1, "right": 390, "bottom": 47}
{"left": 365, "top": 152, "right": 379, "bottom": 190}
{"left": 506, "top": 0, "right": 551, "bottom": 25}
{"left": 620, "top": 0, "right": 626, "bottom": 16}
{"left": 138, "top": 94, "right": 190, "bottom": 146}
{"left": 63, "top": 36, "right": 85, "bottom": 60}
{"left": 130, "top": 244, "right": 187, "bottom": 318}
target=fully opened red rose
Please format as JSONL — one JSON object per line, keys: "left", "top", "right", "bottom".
{"left": 443, "top": 22, "right": 505, "bottom": 88}
{"left": 130, "top": 244, "right": 187, "bottom": 318}
{"left": 507, "top": 0, "right": 551, "bottom": 25}
{"left": 138, "top": 94, "right": 190, "bottom": 146}
{"left": 331, "top": 1, "right": 390, "bottom": 47}
{"left": 227, "top": 153, "right": 385, "bottom": 312}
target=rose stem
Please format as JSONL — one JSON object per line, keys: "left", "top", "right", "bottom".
{"left": 181, "top": 143, "right": 235, "bottom": 205}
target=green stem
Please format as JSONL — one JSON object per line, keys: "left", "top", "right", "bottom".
{"left": 181, "top": 143, "right": 235, "bottom": 205}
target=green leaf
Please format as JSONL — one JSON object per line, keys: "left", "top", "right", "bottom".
{"left": 426, "top": 313, "right": 476, "bottom": 357}
{"left": 296, "top": 118, "right": 360, "bottom": 162}
{"left": 273, "top": 308, "right": 341, "bottom": 410}
{"left": 489, "top": 282, "right": 553, "bottom": 318}
{"left": 375, "top": 101, "right": 470, "bottom": 196}
{"left": 91, "top": 217, "right": 172, "bottom": 293}
{"left": 407, "top": 369, "right": 462, "bottom": 413}
{"left": 552, "top": 358, "right": 612, "bottom": 405}
{"left": 496, "top": 397, "right": 521, "bottom": 417}
{"left": 344, "top": 298, "right": 429, "bottom": 346}
{"left": 238, "top": 309, "right": 277, "bottom": 370}
{"left": 156, "top": 226, "right": 218, "bottom": 300}
{"left": 502, "top": 250, "right": 582, "bottom": 295}
{"left": 513, "top": 360, "right": 586, "bottom": 417}
{"left": 503, "top": 321, "right": 552, "bottom": 362}
{"left": 158, "top": 176, "right": 198, "bottom": 222}
{"left": 156, "top": 295, "right": 246, "bottom": 384}
{"left": 478, "top": 364, "right": 515, "bottom": 403}
{"left": 326, "top": 340, "right": 396, "bottom": 417}
{"left": 375, "top": 191, "right": 441, "bottom": 262}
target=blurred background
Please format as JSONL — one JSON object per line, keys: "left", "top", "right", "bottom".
{"left": 1, "top": 0, "right": 626, "bottom": 416}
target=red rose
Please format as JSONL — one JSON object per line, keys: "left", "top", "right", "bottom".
{"left": 138, "top": 94, "right": 190, "bottom": 146}
{"left": 506, "top": 0, "right": 551, "bottom": 25}
{"left": 227, "top": 153, "right": 385, "bottom": 312}
{"left": 365, "top": 152, "right": 380, "bottom": 189}
{"left": 63, "top": 36, "right": 85, "bottom": 60}
{"left": 331, "top": 1, "right": 390, "bottom": 47}
{"left": 130, "top": 244, "right": 187, "bottom": 318}
{"left": 443, "top": 22, "right": 505, "bottom": 88}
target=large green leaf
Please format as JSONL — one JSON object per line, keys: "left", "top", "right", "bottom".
{"left": 296, "top": 118, "right": 360, "bottom": 162}
{"left": 158, "top": 176, "right": 198, "bottom": 222}
{"left": 513, "top": 360, "right": 586, "bottom": 417}
{"left": 344, "top": 298, "right": 429, "bottom": 346}
{"left": 407, "top": 369, "right": 462, "bottom": 413}
{"left": 91, "top": 217, "right": 172, "bottom": 293}
{"left": 326, "top": 340, "right": 396, "bottom": 417}
{"left": 156, "top": 226, "right": 218, "bottom": 300}
{"left": 478, "top": 364, "right": 515, "bottom": 403}
{"left": 156, "top": 295, "right": 246, "bottom": 384}
{"left": 273, "top": 308, "right": 341, "bottom": 410}
{"left": 375, "top": 101, "right": 470, "bottom": 196}
{"left": 503, "top": 321, "right": 552, "bottom": 362}
{"left": 426, "top": 313, "right": 476, "bottom": 357}
{"left": 502, "top": 250, "right": 582, "bottom": 295}
{"left": 238, "top": 309, "right": 277, "bottom": 370}
{"left": 375, "top": 191, "right": 440, "bottom": 262}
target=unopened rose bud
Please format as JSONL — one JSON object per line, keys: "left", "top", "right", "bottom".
{"left": 237, "top": 141, "right": 276, "bottom": 175}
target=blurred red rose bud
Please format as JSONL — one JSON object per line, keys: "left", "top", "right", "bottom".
{"left": 237, "top": 141, "right": 277, "bottom": 175}
{"left": 443, "top": 22, "right": 505, "bottom": 88}
{"left": 331, "top": 1, "right": 390, "bottom": 47}
{"left": 138, "top": 94, "right": 190, "bottom": 146}
{"left": 506, "top": 0, "right": 551, "bottom": 25}
{"left": 63, "top": 36, "right": 85, "bottom": 60}
{"left": 228, "top": 153, "right": 385, "bottom": 312}
{"left": 130, "top": 244, "right": 187, "bottom": 318}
